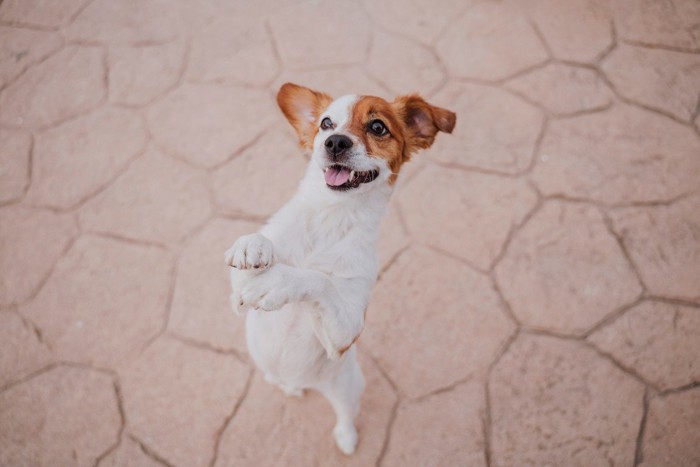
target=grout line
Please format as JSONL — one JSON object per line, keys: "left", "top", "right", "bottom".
{"left": 583, "top": 340, "right": 657, "bottom": 391}
{"left": 0, "top": 362, "right": 59, "bottom": 393}
{"left": 620, "top": 39, "right": 700, "bottom": 55}
{"left": 600, "top": 209, "right": 648, "bottom": 292}
{"left": 528, "top": 19, "right": 554, "bottom": 59}
{"left": 581, "top": 295, "right": 645, "bottom": 339}
{"left": 168, "top": 331, "right": 249, "bottom": 366}
{"left": 6, "top": 222, "right": 79, "bottom": 310}
{"left": 375, "top": 397, "right": 399, "bottom": 467}
{"left": 376, "top": 243, "right": 409, "bottom": 281}
{"left": 633, "top": 388, "right": 651, "bottom": 466}
{"left": 130, "top": 434, "right": 175, "bottom": 467}
{"left": 482, "top": 378, "right": 493, "bottom": 467}
{"left": 207, "top": 368, "right": 255, "bottom": 467}
{"left": 659, "top": 381, "right": 700, "bottom": 396}
{"left": 93, "top": 377, "right": 127, "bottom": 467}
{"left": 644, "top": 295, "right": 700, "bottom": 309}
{"left": 488, "top": 195, "right": 544, "bottom": 273}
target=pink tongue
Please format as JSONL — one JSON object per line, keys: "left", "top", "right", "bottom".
{"left": 325, "top": 167, "right": 351, "bottom": 186}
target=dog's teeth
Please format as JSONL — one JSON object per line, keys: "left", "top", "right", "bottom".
{"left": 324, "top": 168, "right": 328, "bottom": 173}
{"left": 349, "top": 170, "right": 355, "bottom": 181}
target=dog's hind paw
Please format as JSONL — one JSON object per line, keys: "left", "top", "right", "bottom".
{"left": 333, "top": 423, "right": 358, "bottom": 455}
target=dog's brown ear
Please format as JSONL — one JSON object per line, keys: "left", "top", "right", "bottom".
{"left": 392, "top": 94, "right": 456, "bottom": 154}
{"left": 277, "top": 83, "right": 333, "bottom": 149}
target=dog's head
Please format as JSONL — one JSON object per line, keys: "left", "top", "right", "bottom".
{"left": 277, "top": 83, "right": 456, "bottom": 193}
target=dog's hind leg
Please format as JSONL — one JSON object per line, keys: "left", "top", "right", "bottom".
{"left": 316, "top": 346, "right": 365, "bottom": 455}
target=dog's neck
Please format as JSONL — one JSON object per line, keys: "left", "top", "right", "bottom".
{"left": 295, "top": 162, "right": 392, "bottom": 232}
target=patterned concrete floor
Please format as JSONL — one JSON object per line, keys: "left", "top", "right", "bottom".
{"left": 1, "top": 0, "right": 699, "bottom": 466}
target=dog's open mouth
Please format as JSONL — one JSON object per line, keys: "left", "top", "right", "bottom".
{"left": 324, "top": 165, "right": 379, "bottom": 191}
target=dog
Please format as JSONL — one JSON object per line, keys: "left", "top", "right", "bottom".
{"left": 225, "top": 83, "right": 455, "bottom": 454}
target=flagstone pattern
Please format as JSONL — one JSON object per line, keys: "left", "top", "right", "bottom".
{"left": 1, "top": 0, "right": 698, "bottom": 465}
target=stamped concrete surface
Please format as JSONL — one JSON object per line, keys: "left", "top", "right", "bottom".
{"left": 1, "top": 0, "right": 699, "bottom": 465}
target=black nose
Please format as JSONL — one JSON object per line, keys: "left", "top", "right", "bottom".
{"left": 324, "top": 134, "right": 353, "bottom": 158}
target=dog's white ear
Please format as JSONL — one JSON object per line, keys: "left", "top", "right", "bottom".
{"left": 392, "top": 94, "right": 456, "bottom": 154}
{"left": 277, "top": 83, "right": 333, "bottom": 149}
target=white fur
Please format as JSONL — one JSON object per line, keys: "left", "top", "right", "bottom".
{"left": 225, "top": 94, "right": 393, "bottom": 455}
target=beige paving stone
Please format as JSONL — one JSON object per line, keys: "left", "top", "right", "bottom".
{"left": 119, "top": 336, "right": 250, "bottom": 467}
{"left": 614, "top": 0, "right": 700, "bottom": 51}
{"left": 215, "top": 354, "right": 395, "bottom": 466}
{"left": 609, "top": 195, "right": 700, "bottom": 302}
{"left": 0, "top": 0, "right": 90, "bottom": 28}
{"left": 0, "top": 27, "right": 62, "bottom": 89}
{"left": 168, "top": 218, "right": 260, "bottom": 354}
{"left": 377, "top": 202, "right": 409, "bottom": 272}
{"left": 64, "top": 0, "right": 215, "bottom": 44}
{"left": 366, "top": 30, "right": 444, "bottom": 96}
{"left": 602, "top": 44, "right": 700, "bottom": 122}
{"left": 364, "top": 0, "right": 475, "bottom": 46}
{"left": 0, "top": 206, "right": 77, "bottom": 307}
{"left": 188, "top": 12, "right": 278, "bottom": 86}
{"left": 506, "top": 63, "right": 613, "bottom": 115}
{"left": 20, "top": 236, "right": 171, "bottom": 367}
{"left": 430, "top": 82, "right": 543, "bottom": 174}
{"left": 109, "top": 42, "right": 185, "bottom": 107}
{"left": 0, "top": 311, "right": 52, "bottom": 388}
{"left": 0, "top": 128, "right": 30, "bottom": 203}
{"left": 364, "top": 247, "right": 514, "bottom": 399}
{"left": 98, "top": 436, "right": 162, "bottom": 467}
{"left": 147, "top": 84, "right": 277, "bottom": 168}
{"left": 0, "top": 366, "right": 120, "bottom": 467}
{"left": 382, "top": 382, "right": 486, "bottom": 467}
{"left": 490, "top": 334, "right": 644, "bottom": 466}
{"left": 0, "top": 45, "right": 105, "bottom": 129}
{"left": 639, "top": 389, "right": 700, "bottom": 467}
{"left": 507, "top": 0, "right": 613, "bottom": 62}
{"left": 436, "top": 2, "right": 548, "bottom": 81}
{"left": 589, "top": 301, "right": 700, "bottom": 391}
{"left": 392, "top": 156, "right": 425, "bottom": 191}
{"left": 400, "top": 166, "right": 538, "bottom": 270}
{"left": 495, "top": 201, "right": 642, "bottom": 335}
{"left": 213, "top": 127, "right": 306, "bottom": 218}
{"left": 27, "top": 107, "right": 147, "bottom": 209}
{"left": 531, "top": 103, "right": 700, "bottom": 204}
{"left": 269, "top": 1, "right": 370, "bottom": 70}
{"left": 200, "top": 0, "right": 306, "bottom": 18}
{"left": 80, "top": 148, "right": 212, "bottom": 246}
{"left": 272, "top": 66, "right": 387, "bottom": 98}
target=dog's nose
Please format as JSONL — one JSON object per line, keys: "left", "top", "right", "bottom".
{"left": 324, "top": 134, "right": 353, "bottom": 159}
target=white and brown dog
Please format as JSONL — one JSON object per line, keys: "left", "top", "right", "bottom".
{"left": 225, "top": 83, "right": 455, "bottom": 454}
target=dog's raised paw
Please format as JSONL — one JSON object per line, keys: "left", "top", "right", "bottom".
{"left": 225, "top": 233, "right": 275, "bottom": 270}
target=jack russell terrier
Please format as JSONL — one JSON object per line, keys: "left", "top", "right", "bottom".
{"left": 225, "top": 83, "right": 455, "bottom": 454}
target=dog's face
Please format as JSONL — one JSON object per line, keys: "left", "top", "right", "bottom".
{"left": 277, "top": 83, "right": 456, "bottom": 192}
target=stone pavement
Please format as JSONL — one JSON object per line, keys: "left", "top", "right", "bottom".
{"left": 1, "top": 0, "right": 699, "bottom": 465}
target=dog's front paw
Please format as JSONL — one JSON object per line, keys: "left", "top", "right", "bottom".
{"left": 224, "top": 233, "right": 275, "bottom": 270}
{"left": 240, "top": 265, "right": 294, "bottom": 311}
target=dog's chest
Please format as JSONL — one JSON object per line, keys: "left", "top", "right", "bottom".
{"left": 273, "top": 207, "right": 378, "bottom": 273}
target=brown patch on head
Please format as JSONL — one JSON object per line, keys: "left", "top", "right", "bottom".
{"left": 346, "top": 96, "right": 407, "bottom": 184}
{"left": 346, "top": 95, "right": 456, "bottom": 184}
{"left": 277, "top": 83, "right": 333, "bottom": 149}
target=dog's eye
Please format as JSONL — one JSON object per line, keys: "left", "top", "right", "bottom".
{"left": 320, "top": 117, "right": 333, "bottom": 130}
{"left": 368, "top": 119, "right": 388, "bottom": 136}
